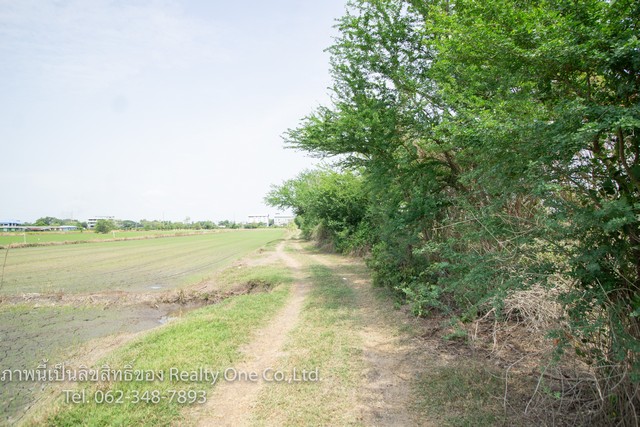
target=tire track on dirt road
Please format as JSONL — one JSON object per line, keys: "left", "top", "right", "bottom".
{"left": 308, "top": 250, "right": 429, "bottom": 426}
{"left": 185, "top": 241, "right": 309, "bottom": 426}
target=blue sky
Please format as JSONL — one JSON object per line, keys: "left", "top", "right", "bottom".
{"left": 0, "top": 0, "right": 345, "bottom": 223}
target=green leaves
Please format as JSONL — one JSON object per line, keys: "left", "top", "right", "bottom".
{"left": 271, "top": 1, "right": 640, "bottom": 420}
{"left": 265, "top": 169, "right": 369, "bottom": 251}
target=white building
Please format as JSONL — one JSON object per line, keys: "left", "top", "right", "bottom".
{"left": 87, "top": 216, "right": 115, "bottom": 229}
{"left": 247, "top": 214, "right": 295, "bottom": 227}
{"left": 273, "top": 215, "right": 295, "bottom": 226}
{"left": 247, "top": 215, "right": 269, "bottom": 225}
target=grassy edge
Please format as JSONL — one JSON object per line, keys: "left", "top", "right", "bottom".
{"left": 251, "top": 263, "right": 364, "bottom": 426}
{"left": 412, "top": 361, "right": 506, "bottom": 427}
{"left": 19, "top": 237, "right": 514, "bottom": 427}
{"left": 267, "top": 243, "right": 509, "bottom": 427}
{"left": 24, "top": 263, "right": 293, "bottom": 427}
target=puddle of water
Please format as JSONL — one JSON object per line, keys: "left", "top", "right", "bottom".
{"left": 157, "top": 301, "right": 208, "bottom": 325}
{"left": 158, "top": 315, "right": 178, "bottom": 325}
{"left": 149, "top": 285, "right": 163, "bottom": 290}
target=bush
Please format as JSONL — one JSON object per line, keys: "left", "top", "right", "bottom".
{"left": 94, "top": 219, "right": 115, "bottom": 234}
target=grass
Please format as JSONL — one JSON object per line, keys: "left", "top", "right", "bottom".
{"left": 0, "top": 230, "right": 217, "bottom": 247}
{"left": 30, "top": 264, "right": 294, "bottom": 426}
{"left": 0, "top": 232, "right": 285, "bottom": 424}
{"left": 413, "top": 362, "right": 505, "bottom": 426}
{"left": 0, "top": 229, "right": 285, "bottom": 295}
{"left": 252, "top": 264, "right": 364, "bottom": 426}
{"left": 210, "top": 265, "right": 286, "bottom": 293}
{"left": 5, "top": 236, "right": 516, "bottom": 426}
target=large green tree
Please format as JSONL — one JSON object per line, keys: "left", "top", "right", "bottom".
{"left": 278, "top": 0, "right": 639, "bottom": 422}
{"left": 34, "top": 216, "right": 63, "bottom": 226}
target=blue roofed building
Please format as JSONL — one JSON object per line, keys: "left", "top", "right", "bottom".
{"left": 0, "top": 220, "right": 23, "bottom": 232}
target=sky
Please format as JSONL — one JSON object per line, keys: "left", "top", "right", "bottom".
{"left": 0, "top": 0, "right": 346, "bottom": 223}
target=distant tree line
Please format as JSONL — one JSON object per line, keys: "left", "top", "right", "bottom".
{"left": 29, "top": 217, "right": 88, "bottom": 229}
{"left": 24, "top": 217, "right": 266, "bottom": 233}
{"left": 267, "top": 0, "right": 639, "bottom": 423}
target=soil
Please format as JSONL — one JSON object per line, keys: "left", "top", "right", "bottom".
{"left": 184, "top": 241, "right": 309, "bottom": 426}
{"left": 308, "top": 248, "right": 430, "bottom": 426}
{"left": 0, "top": 264, "right": 271, "bottom": 425}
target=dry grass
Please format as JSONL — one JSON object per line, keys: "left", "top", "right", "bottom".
{"left": 461, "top": 277, "right": 623, "bottom": 426}
{"left": 502, "top": 283, "right": 565, "bottom": 331}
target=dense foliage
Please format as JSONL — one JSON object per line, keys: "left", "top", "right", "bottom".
{"left": 266, "top": 169, "right": 369, "bottom": 252}
{"left": 267, "top": 0, "right": 639, "bottom": 423}
{"left": 93, "top": 219, "right": 116, "bottom": 234}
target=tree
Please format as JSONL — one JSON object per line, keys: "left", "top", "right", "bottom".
{"left": 429, "top": 2, "right": 640, "bottom": 420}
{"left": 277, "top": 0, "right": 639, "bottom": 422}
{"left": 94, "top": 219, "right": 115, "bottom": 234}
{"left": 266, "top": 168, "right": 370, "bottom": 252}
{"left": 34, "top": 216, "right": 62, "bottom": 226}
{"left": 120, "top": 220, "right": 140, "bottom": 230}
{"left": 217, "top": 220, "right": 239, "bottom": 229}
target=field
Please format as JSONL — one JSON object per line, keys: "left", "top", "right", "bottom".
{"left": 22, "top": 239, "right": 515, "bottom": 426}
{"left": 0, "top": 230, "right": 222, "bottom": 247}
{"left": 2, "top": 231, "right": 525, "bottom": 426}
{"left": 0, "top": 229, "right": 285, "bottom": 424}
{"left": 0, "top": 229, "right": 284, "bottom": 295}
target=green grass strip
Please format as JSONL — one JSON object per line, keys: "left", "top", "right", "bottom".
{"left": 38, "top": 267, "right": 292, "bottom": 427}
{"left": 252, "top": 264, "right": 364, "bottom": 426}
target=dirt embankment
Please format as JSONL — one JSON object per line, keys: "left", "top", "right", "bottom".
{"left": 185, "top": 241, "right": 309, "bottom": 426}
{"left": 0, "top": 258, "right": 273, "bottom": 425}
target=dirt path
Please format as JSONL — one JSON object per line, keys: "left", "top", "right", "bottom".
{"left": 185, "top": 241, "right": 310, "bottom": 426}
{"left": 186, "top": 240, "right": 424, "bottom": 426}
{"left": 355, "top": 289, "right": 425, "bottom": 426}
{"left": 309, "top": 250, "right": 427, "bottom": 426}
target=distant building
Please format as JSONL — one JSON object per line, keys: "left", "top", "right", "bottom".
{"left": 87, "top": 216, "right": 115, "bottom": 229}
{"left": 247, "top": 215, "right": 269, "bottom": 225}
{"left": 247, "top": 214, "right": 294, "bottom": 227}
{"left": 273, "top": 215, "right": 295, "bottom": 226}
{"left": 0, "top": 220, "right": 23, "bottom": 232}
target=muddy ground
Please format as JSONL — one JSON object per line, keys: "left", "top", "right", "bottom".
{"left": 0, "top": 276, "right": 259, "bottom": 425}
{"left": 0, "top": 300, "right": 182, "bottom": 424}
